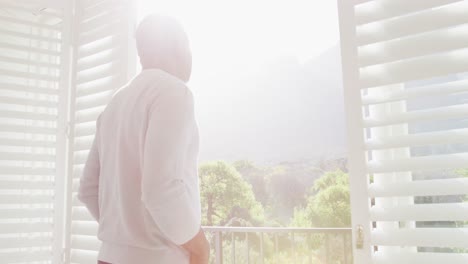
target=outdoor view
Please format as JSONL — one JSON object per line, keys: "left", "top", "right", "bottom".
{"left": 140, "top": 0, "right": 351, "bottom": 263}
{"left": 0, "top": 1, "right": 467, "bottom": 264}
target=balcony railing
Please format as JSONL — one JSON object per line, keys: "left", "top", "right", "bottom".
{"left": 203, "top": 226, "right": 352, "bottom": 264}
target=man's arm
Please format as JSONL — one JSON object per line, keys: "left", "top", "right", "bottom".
{"left": 141, "top": 87, "right": 208, "bottom": 261}
{"left": 77, "top": 124, "right": 100, "bottom": 221}
{"left": 182, "top": 229, "right": 210, "bottom": 264}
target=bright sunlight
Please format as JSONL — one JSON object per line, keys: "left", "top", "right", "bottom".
{"left": 139, "top": 0, "right": 343, "bottom": 162}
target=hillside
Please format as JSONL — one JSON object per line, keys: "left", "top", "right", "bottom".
{"left": 196, "top": 45, "right": 346, "bottom": 163}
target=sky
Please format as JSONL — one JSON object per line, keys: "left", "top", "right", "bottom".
{"left": 139, "top": 0, "right": 339, "bottom": 80}
{"left": 138, "top": 0, "right": 342, "bottom": 161}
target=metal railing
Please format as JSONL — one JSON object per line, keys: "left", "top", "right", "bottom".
{"left": 203, "top": 226, "right": 352, "bottom": 264}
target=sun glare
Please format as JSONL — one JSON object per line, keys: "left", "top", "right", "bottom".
{"left": 138, "top": 0, "right": 341, "bottom": 161}
{"left": 139, "top": 0, "right": 339, "bottom": 80}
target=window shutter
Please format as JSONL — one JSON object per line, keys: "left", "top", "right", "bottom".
{"left": 338, "top": 0, "right": 468, "bottom": 263}
{"left": 0, "top": 1, "right": 67, "bottom": 263}
{"left": 66, "top": 0, "right": 137, "bottom": 263}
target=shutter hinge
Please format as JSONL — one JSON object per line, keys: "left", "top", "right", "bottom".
{"left": 64, "top": 122, "right": 72, "bottom": 138}
{"left": 355, "top": 225, "right": 364, "bottom": 249}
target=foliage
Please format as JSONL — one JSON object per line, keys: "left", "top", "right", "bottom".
{"left": 232, "top": 160, "right": 270, "bottom": 207}
{"left": 200, "top": 160, "right": 350, "bottom": 227}
{"left": 288, "top": 170, "right": 351, "bottom": 263}
{"left": 456, "top": 169, "right": 468, "bottom": 178}
{"left": 200, "top": 161, "right": 352, "bottom": 263}
{"left": 233, "top": 159, "right": 346, "bottom": 224}
{"left": 291, "top": 170, "right": 351, "bottom": 228}
{"left": 199, "top": 161, "right": 265, "bottom": 226}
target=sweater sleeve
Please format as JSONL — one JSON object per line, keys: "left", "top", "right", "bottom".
{"left": 77, "top": 119, "right": 101, "bottom": 222}
{"left": 141, "top": 88, "right": 200, "bottom": 245}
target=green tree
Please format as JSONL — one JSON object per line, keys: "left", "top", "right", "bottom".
{"left": 290, "top": 170, "right": 351, "bottom": 264}
{"left": 267, "top": 165, "right": 307, "bottom": 222}
{"left": 199, "top": 161, "right": 264, "bottom": 226}
{"left": 233, "top": 160, "right": 270, "bottom": 206}
{"left": 292, "top": 170, "right": 351, "bottom": 228}
{"left": 456, "top": 169, "right": 468, "bottom": 178}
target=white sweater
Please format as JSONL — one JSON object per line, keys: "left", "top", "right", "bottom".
{"left": 78, "top": 69, "right": 201, "bottom": 264}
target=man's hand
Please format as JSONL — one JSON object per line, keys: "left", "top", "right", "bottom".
{"left": 182, "top": 228, "right": 210, "bottom": 264}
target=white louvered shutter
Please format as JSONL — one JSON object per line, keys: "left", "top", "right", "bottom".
{"left": 338, "top": 0, "right": 468, "bottom": 263}
{"left": 66, "top": 0, "right": 137, "bottom": 263}
{"left": 0, "top": 1, "right": 69, "bottom": 263}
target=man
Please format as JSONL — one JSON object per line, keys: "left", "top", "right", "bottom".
{"left": 78, "top": 14, "right": 210, "bottom": 264}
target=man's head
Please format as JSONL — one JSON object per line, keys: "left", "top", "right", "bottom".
{"left": 135, "top": 14, "right": 192, "bottom": 82}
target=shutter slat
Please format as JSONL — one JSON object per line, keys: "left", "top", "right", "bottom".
{"left": 0, "top": 208, "right": 53, "bottom": 219}
{"left": 81, "top": 8, "right": 122, "bottom": 33}
{"left": 0, "top": 96, "right": 57, "bottom": 108}
{"left": 70, "top": 249, "right": 99, "bottom": 264}
{"left": 76, "top": 91, "right": 112, "bottom": 111}
{"left": 74, "top": 125, "right": 97, "bottom": 138}
{"left": 0, "top": 236, "right": 52, "bottom": 249}
{"left": 0, "top": 82, "right": 58, "bottom": 95}
{"left": 0, "top": 28, "right": 61, "bottom": 43}
{"left": 77, "top": 49, "right": 121, "bottom": 72}
{"left": 373, "top": 252, "right": 468, "bottom": 264}
{"left": 0, "top": 15, "right": 61, "bottom": 31}
{"left": 372, "top": 228, "right": 468, "bottom": 248}
{"left": 365, "top": 128, "right": 468, "bottom": 150}
{"left": 72, "top": 195, "right": 84, "bottom": 206}
{"left": 369, "top": 178, "right": 468, "bottom": 197}
{"left": 370, "top": 203, "right": 468, "bottom": 221}
{"left": 0, "top": 54, "right": 60, "bottom": 69}
{"left": 72, "top": 207, "right": 95, "bottom": 221}
{"left": 0, "top": 110, "right": 57, "bottom": 121}
{"left": 0, "top": 194, "right": 54, "bottom": 204}
{"left": 83, "top": 0, "right": 109, "bottom": 9}
{"left": 368, "top": 153, "right": 468, "bottom": 173}
{"left": 75, "top": 107, "right": 105, "bottom": 124}
{"left": 359, "top": 23, "right": 468, "bottom": 67}
{"left": 81, "top": 0, "right": 123, "bottom": 22}
{"left": 364, "top": 104, "right": 468, "bottom": 128}
{"left": 76, "top": 71, "right": 116, "bottom": 85}
{"left": 0, "top": 41, "right": 61, "bottom": 56}
{"left": 77, "top": 63, "right": 119, "bottom": 84}
{"left": 74, "top": 137, "right": 93, "bottom": 151}
{"left": 360, "top": 48, "right": 468, "bottom": 88}
{"left": 0, "top": 166, "right": 55, "bottom": 175}
{"left": 2, "top": 124, "right": 56, "bottom": 135}
{"left": 362, "top": 79, "right": 468, "bottom": 105}
{"left": 79, "top": 22, "right": 122, "bottom": 47}
{"left": 0, "top": 152, "right": 55, "bottom": 162}
{"left": 356, "top": 1, "right": 468, "bottom": 45}
{"left": 74, "top": 151, "right": 89, "bottom": 165}
{"left": 73, "top": 169, "right": 83, "bottom": 179}
{"left": 355, "top": 0, "right": 462, "bottom": 25}
{"left": 0, "top": 68, "right": 59, "bottom": 82}
{"left": 72, "top": 178, "right": 80, "bottom": 192}
{"left": 0, "top": 3, "right": 62, "bottom": 19}
{"left": 2, "top": 250, "right": 52, "bottom": 264}
{"left": 0, "top": 180, "right": 54, "bottom": 190}
{"left": 78, "top": 35, "right": 121, "bottom": 59}
{"left": 72, "top": 221, "right": 98, "bottom": 236}
{"left": 0, "top": 223, "right": 52, "bottom": 234}
{"left": 0, "top": 138, "right": 56, "bottom": 148}
{"left": 71, "top": 235, "right": 101, "bottom": 251}
{"left": 77, "top": 78, "right": 118, "bottom": 97}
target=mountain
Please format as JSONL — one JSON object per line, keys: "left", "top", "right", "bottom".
{"left": 196, "top": 45, "right": 347, "bottom": 163}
